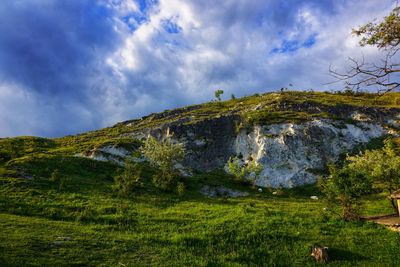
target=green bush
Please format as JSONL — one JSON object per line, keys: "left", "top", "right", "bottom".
{"left": 347, "top": 140, "right": 400, "bottom": 214}
{"left": 176, "top": 181, "right": 185, "bottom": 196}
{"left": 140, "top": 136, "right": 185, "bottom": 191}
{"left": 227, "top": 156, "right": 263, "bottom": 185}
{"left": 319, "top": 165, "right": 372, "bottom": 220}
{"left": 113, "top": 159, "right": 143, "bottom": 196}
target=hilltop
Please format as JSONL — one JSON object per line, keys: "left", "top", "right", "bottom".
{"left": 1, "top": 91, "right": 400, "bottom": 266}
{"left": 2, "top": 91, "right": 399, "bottom": 187}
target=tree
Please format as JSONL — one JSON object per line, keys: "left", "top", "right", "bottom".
{"left": 347, "top": 140, "right": 400, "bottom": 215}
{"left": 113, "top": 158, "right": 143, "bottom": 196}
{"left": 214, "top": 89, "right": 224, "bottom": 101}
{"left": 227, "top": 156, "right": 263, "bottom": 185}
{"left": 319, "top": 165, "right": 373, "bottom": 220}
{"left": 330, "top": 6, "right": 400, "bottom": 94}
{"left": 140, "top": 135, "right": 185, "bottom": 190}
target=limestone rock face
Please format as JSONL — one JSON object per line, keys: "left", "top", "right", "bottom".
{"left": 83, "top": 101, "right": 399, "bottom": 188}
{"left": 233, "top": 120, "right": 386, "bottom": 188}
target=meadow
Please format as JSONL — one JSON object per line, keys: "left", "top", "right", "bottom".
{"left": 1, "top": 157, "right": 399, "bottom": 266}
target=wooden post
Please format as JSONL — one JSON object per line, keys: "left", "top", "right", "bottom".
{"left": 397, "top": 199, "right": 400, "bottom": 217}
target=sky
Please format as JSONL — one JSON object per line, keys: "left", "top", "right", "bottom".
{"left": 0, "top": 0, "right": 396, "bottom": 137}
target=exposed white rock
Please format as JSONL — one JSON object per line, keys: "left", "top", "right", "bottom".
{"left": 233, "top": 119, "right": 387, "bottom": 188}
{"left": 97, "top": 146, "right": 130, "bottom": 157}
{"left": 194, "top": 138, "right": 206, "bottom": 146}
{"left": 351, "top": 112, "right": 372, "bottom": 122}
{"left": 76, "top": 145, "right": 132, "bottom": 166}
{"left": 174, "top": 163, "right": 193, "bottom": 177}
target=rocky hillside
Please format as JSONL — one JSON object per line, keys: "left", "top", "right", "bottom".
{"left": 2, "top": 91, "right": 400, "bottom": 188}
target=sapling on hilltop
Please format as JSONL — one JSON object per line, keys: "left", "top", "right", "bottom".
{"left": 214, "top": 89, "right": 224, "bottom": 101}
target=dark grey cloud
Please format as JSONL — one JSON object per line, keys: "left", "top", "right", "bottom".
{"left": 0, "top": 0, "right": 395, "bottom": 137}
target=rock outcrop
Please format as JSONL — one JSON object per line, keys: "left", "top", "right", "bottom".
{"left": 81, "top": 98, "right": 400, "bottom": 188}
{"left": 234, "top": 120, "right": 387, "bottom": 187}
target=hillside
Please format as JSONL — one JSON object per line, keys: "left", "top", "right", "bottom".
{"left": 1, "top": 91, "right": 400, "bottom": 266}
{"left": 3, "top": 91, "right": 399, "bottom": 187}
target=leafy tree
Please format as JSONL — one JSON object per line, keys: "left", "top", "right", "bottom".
{"left": 319, "top": 165, "right": 373, "bottom": 220}
{"left": 330, "top": 7, "right": 400, "bottom": 93}
{"left": 347, "top": 140, "right": 400, "bottom": 214}
{"left": 227, "top": 156, "right": 263, "bottom": 185}
{"left": 214, "top": 89, "right": 224, "bottom": 101}
{"left": 113, "top": 159, "right": 143, "bottom": 196}
{"left": 140, "top": 136, "right": 185, "bottom": 190}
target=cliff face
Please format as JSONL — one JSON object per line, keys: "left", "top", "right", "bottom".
{"left": 80, "top": 92, "right": 400, "bottom": 188}
{"left": 234, "top": 120, "right": 386, "bottom": 187}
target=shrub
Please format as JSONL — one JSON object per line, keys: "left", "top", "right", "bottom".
{"left": 176, "top": 181, "right": 185, "bottom": 196}
{"left": 347, "top": 140, "right": 400, "bottom": 214}
{"left": 140, "top": 135, "right": 185, "bottom": 191}
{"left": 319, "top": 165, "right": 372, "bottom": 220}
{"left": 113, "top": 159, "right": 143, "bottom": 196}
{"left": 227, "top": 156, "right": 263, "bottom": 185}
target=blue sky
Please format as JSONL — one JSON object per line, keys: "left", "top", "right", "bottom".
{"left": 0, "top": 0, "right": 395, "bottom": 137}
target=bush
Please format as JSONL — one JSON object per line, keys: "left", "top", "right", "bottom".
{"left": 347, "top": 140, "right": 400, "bottom": 214}
{"left": 113, "top": 159, "right": 143, "bottom": 196}
{"left": 227, "top": 156, "right": 263, "bottom": 185}
{"left": 140, "top": 135, "right": 185, "bottom": 191}
{"left": 176, "top": 181, "right": 185, "bottom": 196}
{"left": 319, "top": 165, "right": 372, "bottom": 220}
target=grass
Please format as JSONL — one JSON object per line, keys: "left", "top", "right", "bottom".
{"left": 1, "top": 154, "right": 400, "bottom": 266}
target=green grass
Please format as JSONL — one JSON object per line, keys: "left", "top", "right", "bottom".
{"left": 1, "top": 155, "right": 400, "bottom": 266}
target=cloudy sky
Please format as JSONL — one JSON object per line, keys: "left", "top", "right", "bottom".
{"left": 0, "top": 0, "right": 395, "bottom": 137}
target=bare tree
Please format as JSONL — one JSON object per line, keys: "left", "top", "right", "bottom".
{"left": 330, "top": 6, "right": 400, "bottom": 94}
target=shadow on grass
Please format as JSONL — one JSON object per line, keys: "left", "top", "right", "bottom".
{"left": 328, "top": 247, "right": 368, "bottom": 262}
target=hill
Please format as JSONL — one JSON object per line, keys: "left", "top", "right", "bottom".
{"left": 1, "top": 91, "right": 400, "bottom": 266}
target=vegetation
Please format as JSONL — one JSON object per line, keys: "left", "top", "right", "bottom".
{"left": 1, "top": 91, "right": 400, "bottom": 265}
{"left": 112, "top": 159, "right": 143, "bottom": 196}
{"left": 347, "top": 140, "right": 400, "bottom": 214}
{"left": 140, "top": 136, "right": 185, "bottom": 190}
{"left": 319, "top": 137, "right": 400, "bottom": 220}
{"left": 1, "top": 158, "right": 400, "bottom": 266}
{"left": 214, "top": 89, "right": 224, "bottom": 101}
{"left": 227, "top": 156, "right": 263, "bottom": 185}
{"left": 319, "top": 165, "right": 373, "bottom": 220}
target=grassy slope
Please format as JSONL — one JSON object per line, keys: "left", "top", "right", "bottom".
{"left": 53, "top": 91, "right": 400, "bottom": 155}
{"left": 1, "top": 91, "right": 400, "bottom": 266}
